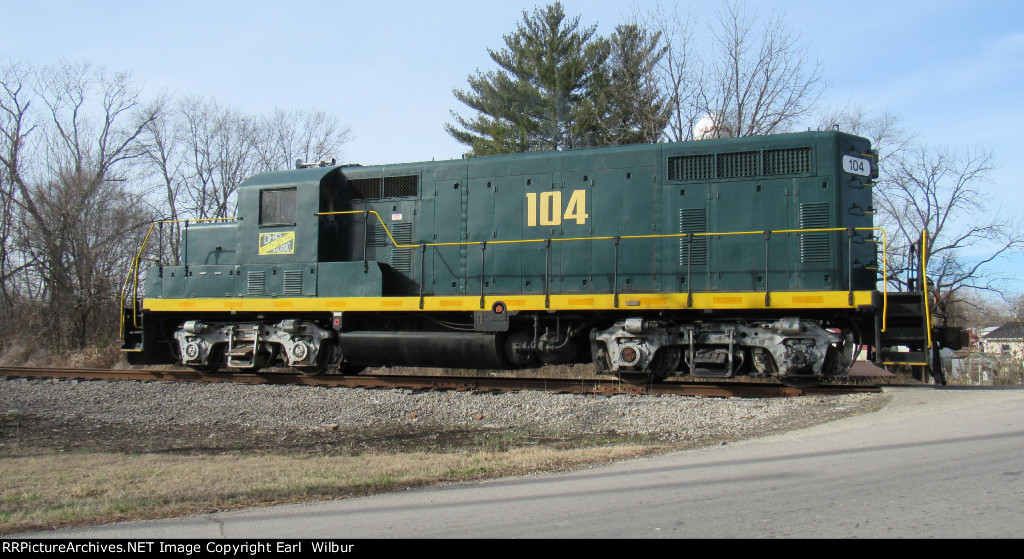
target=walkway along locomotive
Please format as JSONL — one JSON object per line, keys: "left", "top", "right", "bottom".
{"left": 120, "top": 131, "right": 963, "bottom": 385}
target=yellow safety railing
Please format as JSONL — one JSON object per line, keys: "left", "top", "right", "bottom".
{"left": 316, "top": 210, "right": 890, "bottom": 329}
{"left": 121, "top": 211, "right": 894, "bottom": 337}
{"left": 922, "top": 230, "right": 932, "bottom": 349}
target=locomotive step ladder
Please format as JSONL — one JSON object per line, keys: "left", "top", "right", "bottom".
{"left": 225, "top": 325, "right": 260, "bottom": 368}
{"left": 877, "top": 291, "right": 944, "bottom": 385}
{"left": 120, "top": 307, "right": 145, "bottom": 352}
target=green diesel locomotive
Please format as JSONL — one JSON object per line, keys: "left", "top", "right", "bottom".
{"left": 121, "top": 130, "right": 953, "bottom": 385}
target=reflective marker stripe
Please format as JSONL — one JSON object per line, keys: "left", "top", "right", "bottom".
{"left": 143, "top": 291, "right": 876, "bottom": 313}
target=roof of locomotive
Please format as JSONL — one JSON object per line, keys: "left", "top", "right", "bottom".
{"left": 238, "top": 130, "right": 867, "bottom": 189}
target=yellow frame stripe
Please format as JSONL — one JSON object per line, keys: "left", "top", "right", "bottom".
{"left": 123, "top": 214, "right": 891, "bottom": 332}
{"left": 144, "top": 290, "right": 876, "bottom": 313}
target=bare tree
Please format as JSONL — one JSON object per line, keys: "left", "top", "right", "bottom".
{"left": 636, "top": 1, "right": 824, "bottom": 140}
{"left": 874, "top": 145, "right": 1023, "bottom": 303}
{"left": 697, "top": 1, "right": 826, "bottom": 137}
{"left": 174, "top": 99, "right": 352, "bottom": 220}
{"left": 821, "top": 105, "right": 1021, "bottom": 319}
{"left": 634, "top": 3, "right": 701, "bottom": 141}
{"left": 175, "top": 96, "right": 261, "bottom": 219}
{"left": 257, "top": 107, "right": 351, "bottom": 170}
{"left": 817, "top": 104, "right": 915, "bottom": 161}
{"left": 3, "top": 57, "right": 353, "bottom": 356}
{"left": 135, "top": 94, "right": 184, "bottom": 264}
{"left": 0, "top": 60, "right": 38, "bottom": 320}
{"left": 1, "top": 61, "right": 159, "bottom": 348}
{"left": 946, "top": 290, "right": 1021, "bottom": 329}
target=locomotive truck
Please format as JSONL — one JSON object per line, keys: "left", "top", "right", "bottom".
{"left": 121, "top": 130, "right": 960, "bottom": 385}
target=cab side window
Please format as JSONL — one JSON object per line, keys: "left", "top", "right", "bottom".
{"left": 260, "top": 188, "right": 296, "bottom": 225}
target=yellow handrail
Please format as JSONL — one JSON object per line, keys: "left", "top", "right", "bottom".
{"left": 922, "top": 230, "right": 932, "bottom": 349}
{"left": 121, "top": 212, "right": 893, "bottom": 338}
{"left": 120, "top": 217, "right": 240, "bottom": 336}
{"left": 316, "top": 210, "right": 890, "bottom": 322}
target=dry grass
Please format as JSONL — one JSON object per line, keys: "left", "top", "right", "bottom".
{"left": 0, "top": 445, "right": 653, "bottom": 535}
{"left": 0, "top": 340, "right": 122, "bottom": 369}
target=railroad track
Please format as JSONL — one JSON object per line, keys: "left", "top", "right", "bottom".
{"left": 0, "top": 366, "right": 881, "bottom": 397}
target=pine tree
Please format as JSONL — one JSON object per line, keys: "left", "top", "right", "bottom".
{"left": 445, "top": 2, "right": 607, "bottom": 155}
{"left": 601, "top": 24, "right": 670, "bottom": 145}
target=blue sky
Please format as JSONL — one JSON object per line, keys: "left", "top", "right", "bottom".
{"left": 3, "top": 0, "right": 1023, "bottom": 293}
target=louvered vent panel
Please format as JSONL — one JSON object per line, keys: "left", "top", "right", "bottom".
{"left": 717, "top": 151, "right": 759, "bottom": 178}
{"left": 389, "top": 222, "right": 414, "bottom": 273}
{"left": 348, "top": 178, "right": 382, "bottom": 199}
{"left": 366, "top": 221, "right": 388, "bottom": 247}
{"left": 678, "top": 209, "right": 708, "bottom": 266}
{"left": 668, "top": 154, "right": 714, "bottom": 181}
{"left": 799, "top": 202, "right": 831, "bottom": 263}
{"left": 282, "top": 270, "right": 303, "bottom": 295}
{"left": 247, "top": 271, "right": 266, "bottom": 295}
{"left": 764, "top": 147, "right": 812, "bottom": 175}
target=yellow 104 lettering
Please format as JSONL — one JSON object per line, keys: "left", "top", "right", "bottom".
{"left": 526, "top": 190, "right": 588, "bottom": 226}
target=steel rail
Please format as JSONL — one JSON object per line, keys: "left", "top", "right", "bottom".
{"left": 0, "top": 367, "right": 881, "bottom": 398}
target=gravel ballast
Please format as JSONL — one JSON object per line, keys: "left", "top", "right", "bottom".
{"left": 0, "top": 378, "right": 887, "bottom": 455}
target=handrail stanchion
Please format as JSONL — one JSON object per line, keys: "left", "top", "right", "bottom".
{"left": 480, "top": 242, "right": 487, "bottom": 309}
{"left": 686, "top": 234, "right": 693, "bottom": 308}
{"left": 362, "top": 210, "right": 369, "bottom": 273}
{"left": 418, "top": 244, "right": 426, "bottom": 310}
{"left": 544, "top": 238, "right": 551, "bottom": 309}
{"left": 764, "top": 231, "right": 771, "bottom": 306}
{"left": 847, "top": 226, "right": 855, "bottom": 305}
{"left": 613, "top": 236, "right": 620, "bottom": 308}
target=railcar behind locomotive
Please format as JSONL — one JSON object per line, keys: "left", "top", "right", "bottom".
{"left": 121, "top": 131, "right": 960, "bottom": 385}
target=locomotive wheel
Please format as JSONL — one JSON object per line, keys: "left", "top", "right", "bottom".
{"left": 822, "top": 329, "right": 856, "bottom": 377}
{"left": 337, "top": 363, "right": 367, "bottom": 375}
{"left": 778, "top": 376, "right": 822, "bottom": 389}
{"left": 233, "top": 345, "right": 278, "bottom": 374}
{"left": 189, "top": 346, "right": 222, "bottom": 374}
{"left": 617, "top": 372, "right": 654, "bottom": 384}
{"left": 295, "top": 342, "right": 336, "bottom": 376}
{"left": 189, "top": 363, "right": 220, "bottom": 374}
{"left": 295, "top": 363, "right": 330, "bottom": 376}
{"left": 616, "top": 347, "right": 681, "bottom": 384}
{"left": 649, "top": 347, "right": 682, "bottom": 380}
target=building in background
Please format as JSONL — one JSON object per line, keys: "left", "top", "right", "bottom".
{"left": 978, "top": 323, "right": 1024, "bottom": 360}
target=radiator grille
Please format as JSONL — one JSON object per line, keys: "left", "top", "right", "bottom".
{"left": 717, "top": 151, "right": 759, "bottom": 178}
{"left": 764, "top": 147, "right": 812, "bottom": 175}
{"left": 383, "top": 175, "right": 419, "bottom": 198}
{"left": 348, "top": 175, "right": 419, "bottom": 199}
{"left": 348, "top": 178, "right": 381, "bottom": 199}
{"left": 668, "top": 154, "right": 714, "bottom": 181}
{"left": 668, "top": 147, "right": 812, "bottom": 180}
